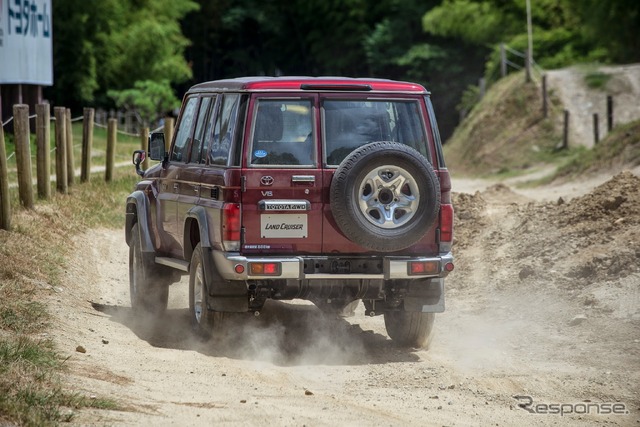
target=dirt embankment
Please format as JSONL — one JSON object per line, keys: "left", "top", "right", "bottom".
{"left": 546, "top": 64, "right": 640, "bottom": 148}
{"left": 46, "top": 171, "right": 640, "bottom": 426}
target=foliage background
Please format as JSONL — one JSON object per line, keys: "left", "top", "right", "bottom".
{"left": 46, "top": 0, "right": 640, "bottom": 140}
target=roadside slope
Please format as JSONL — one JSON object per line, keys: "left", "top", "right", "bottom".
{"left": 444, "top": 63, "right": 640, "bottom": 176}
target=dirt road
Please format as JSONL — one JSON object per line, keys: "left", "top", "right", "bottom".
{"left": 49, "top": 171, "right": 639, "bottom": 426}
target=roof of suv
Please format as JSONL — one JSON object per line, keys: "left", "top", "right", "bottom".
{"left": 189, "top": 76, "right": 429, "bottom": 94}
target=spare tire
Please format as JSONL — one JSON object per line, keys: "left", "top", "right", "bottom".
{"left": 330, "top": 141, "right": 440, "bottom": 252}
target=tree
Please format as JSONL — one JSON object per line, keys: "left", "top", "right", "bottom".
{"left": 48, "top": 0, "right": 198, "bottom": 114}
{"left": 108, "top": 80, "right": 180, "bottom": 126}
{"left": 362, "top": 0, "right": 486, "bottom": 138}
{"left": 421, "top": 0, "right": 639, "bottom": 84}
{"left": 568, "top": 0, "right": 640, "bottom": 63}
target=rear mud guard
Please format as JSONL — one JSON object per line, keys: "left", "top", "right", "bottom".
{"left": 403, "top": 278, "right": 445, "bottom": 313}
{"left": 187, "top": 207, "right": 248, "bottom": 313}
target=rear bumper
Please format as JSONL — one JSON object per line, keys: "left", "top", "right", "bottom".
{"left": 213, "top": 251, "right": 454, "bottom": 281}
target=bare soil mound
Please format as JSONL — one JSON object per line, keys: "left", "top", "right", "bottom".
{"left": 453, "top": 170, "right": 640, "bottom": 290}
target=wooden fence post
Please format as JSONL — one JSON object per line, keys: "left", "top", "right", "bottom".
{"left": 36, "top": 104, "right": 51, "bottom": 199}
{"left": 141, "top": 126, "right": 150, "bottom": 170}
{"left": 54, "top": 107, "right": 68, "bottom": 194}
{"left": 500, "top": 43, "right": 507, "bottom": 78}
{"left": 0, "top": 123, "right": 10, "bottom": 230}
{"left": 81, "top": 107, "right": 94, "bottom": 182}
{"left": 562, "top": 109, "right": 570, "bottom": 149}
{"left": 542, "top": 74, "right": 548, "bottom": 118}
{"left": 607, "top": 95, "right": 613, "bottom": 132}
{"left": 106, "top": 118, "right": 117, "bottom": 182}
{"left": 13, "top": 104, "right": 34, "bottom": 209}
{"left": 164, "top": 117, "right": 174, "bottom": 153}
{"left": 65, "top": 108, "right": 75, "bottom": 187}
{"left": 593, "top": 113, "right": 599, "bottom": 145}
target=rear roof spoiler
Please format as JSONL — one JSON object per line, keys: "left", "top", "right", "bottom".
{"left": 300, "top": 84, "right": 372, "bottom": 91}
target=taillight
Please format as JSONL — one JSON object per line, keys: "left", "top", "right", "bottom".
{"left": 222, "top": 203, "right": 241, "bottom": 251}
{"left": 408, "top": 260, "right": 439, "bottom": 276}
{"left": 439, "top": 204, "right": 454, "bottom": 243}
{"left": 249, "top": 262, "right": 281, "bottom": 276}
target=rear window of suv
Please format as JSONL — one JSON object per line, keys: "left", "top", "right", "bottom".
{"left": 249, "top": 99, "right": 315, "bottom": 167}
{"left": 322, "top": 99, "right": 429, "bottom": 166}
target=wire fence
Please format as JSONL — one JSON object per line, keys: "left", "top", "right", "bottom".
{"left": 1, "top": 104, "right": 175, "bottom": 229}
{"left": 501, "top": 43, "right": 545, "bottom": 86}
{"left": 1, "top": 109, "right": 165, "bottom": 162}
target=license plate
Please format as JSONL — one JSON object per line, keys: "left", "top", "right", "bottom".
{"left": 261, "top": 214, "right": 307, "bottom": 238}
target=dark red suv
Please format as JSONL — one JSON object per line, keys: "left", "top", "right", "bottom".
{"left": 126, "top": 77, "right": 453, "bottom": 348}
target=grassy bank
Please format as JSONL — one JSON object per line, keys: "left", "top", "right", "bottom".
{"left": 0, "top": 164, "right": 139, "bottom": 426}
{"left": 553, "top": 119, "right": 640, "bottom": 178}
{"left": 443, "top": 71, "right": 565, "bottom": 176}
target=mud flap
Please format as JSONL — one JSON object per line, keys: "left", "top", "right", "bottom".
{"left": 201, "top": 246, "right": 248, "bottom": 312}
{"left": 126, "top": 192, "right": 155, "bottom": 253}
{"left": 403, "top": 278, "right": 445, "bottom": 313}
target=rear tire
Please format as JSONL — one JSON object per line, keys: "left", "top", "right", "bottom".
{"left": 384, "top": 311, "right": 435, "bottom": 349}
{"left": 189, "top": 243, "right": 225, "bottom": 338}
{"left": 129, "top": 223, "right": 169, "bottom": 316}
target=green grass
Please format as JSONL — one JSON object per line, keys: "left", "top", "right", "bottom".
{"left": 584, "top": 70, "right": 611, "bottom": 89}
{"left": 0, "top": 139, "right": 139, "bottom": 425}
{"left": 0, "top": 335, "right": 118, "bottom": 425}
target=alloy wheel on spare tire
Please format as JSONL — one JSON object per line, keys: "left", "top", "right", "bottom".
{"left": 330, "top": 141, "right": 440, "bottom": 252}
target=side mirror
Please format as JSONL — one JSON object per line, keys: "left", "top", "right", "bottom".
{"left": 148, "top": 132, "right": 166, "bottom": 161}
{"left": 132, "top": 150, "right": 146, "bottom": 177}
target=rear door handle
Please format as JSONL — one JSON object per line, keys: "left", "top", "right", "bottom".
{"left": 292, "top": 175, "right": 315, "bottom": 184}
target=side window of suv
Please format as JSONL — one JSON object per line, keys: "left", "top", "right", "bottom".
{"left": 210, "top": 94, "right": 241, "bottom": 166}
{"left": 191, "top": 96, "right": 216, "bottom": 164}
{"left": 171, "top": 96, "right": 199, "bottom": 163}
{"left": 250, "top": 99, "right": 315, "bottom": 167}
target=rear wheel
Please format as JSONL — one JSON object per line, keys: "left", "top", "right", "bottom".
{"left": 384, "top": 311, "right": 435, "bottom": 349}
{"left": 189, "top": 243, "right": 225, "bottom": 338}
{"left": 129, "top": 223, "right": 169, "bottom": 315}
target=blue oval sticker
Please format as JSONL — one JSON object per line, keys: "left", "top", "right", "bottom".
{"left": 254, "top": 150, "right": 267, "bottom": 158}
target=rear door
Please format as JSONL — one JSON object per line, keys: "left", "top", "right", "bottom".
{"left": 320, "top": 95, "right": 438, "bottom": 254}
{"left": 240, "top": 95, "right": 323, "bottom": 255}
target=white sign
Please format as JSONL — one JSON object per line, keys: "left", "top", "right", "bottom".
{"left": 0, "top": 0, "right": 53, "bottom": 85}
{"left": 261, "top": 214, "right": 308, "bottom": 238}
